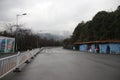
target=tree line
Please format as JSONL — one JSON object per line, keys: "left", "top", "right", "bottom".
{"left": 63, "top": 6, "right": 120, "bottom": 49}
{"left": 0, "top": 24, "right": 62, "bottom": 52}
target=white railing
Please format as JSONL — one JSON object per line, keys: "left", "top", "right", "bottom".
{"left": 0, "top": 48, "right": 40, "bottom": 79}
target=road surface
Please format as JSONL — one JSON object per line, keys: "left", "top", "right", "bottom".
{"left": 1, "top": 47, "right": 120, "bottom": 80}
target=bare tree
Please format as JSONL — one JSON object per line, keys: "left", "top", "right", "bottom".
{"left": 3, "top": 23, "right": 16, "bottom": 36}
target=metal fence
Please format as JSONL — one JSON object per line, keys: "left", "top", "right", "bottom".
{"left": 0, "top": 48, "right": 40, "bottom": 78}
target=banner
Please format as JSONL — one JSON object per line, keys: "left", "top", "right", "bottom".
{"left": 0, "top": 36, "right": 15, "bottom": 53}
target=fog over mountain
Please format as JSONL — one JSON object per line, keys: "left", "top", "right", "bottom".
{"left": 38, "top": 31, "right": 71, "bottom": 41}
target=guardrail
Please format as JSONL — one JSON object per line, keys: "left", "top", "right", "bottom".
{"left": 0, "top": 48, "right": 41, "bottom": 79}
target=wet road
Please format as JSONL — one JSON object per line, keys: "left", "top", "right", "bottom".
{"left": 1, "top": 47, "right": 120, "bottom": 80}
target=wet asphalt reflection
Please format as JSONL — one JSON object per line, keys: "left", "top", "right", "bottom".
{"left": 1, "top": 47, "right": 120, "bottom": 80}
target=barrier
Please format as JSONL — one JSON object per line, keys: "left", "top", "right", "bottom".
{"left": 0, "top": 48, "right": 40, "bottom": 78}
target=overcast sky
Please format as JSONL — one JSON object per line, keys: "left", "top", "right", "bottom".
{"left": 0, "top": 0, "right": 120, "bottom": 34}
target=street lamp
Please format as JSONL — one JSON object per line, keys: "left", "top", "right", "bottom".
{"left": 16, "top": 13, "right": 27, "bottom": 27}
{"left": 15, "top": 13, "right": 27, "bottom": 52}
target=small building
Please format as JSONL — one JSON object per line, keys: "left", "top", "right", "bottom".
{"left": 73, "top": 40, "right": 120, "bottom": 54}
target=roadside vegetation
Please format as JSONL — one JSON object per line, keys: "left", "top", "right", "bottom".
{"left": 0, "top": 24, "right": 62, "bottom": 52}
{"left": 63, "top": 6, "right": 120, "bottom": 49}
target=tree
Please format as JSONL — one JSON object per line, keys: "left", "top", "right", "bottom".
{"left": 72, "top": 21, "right": 85, "bottom": 42}
{"left": 71, "top": 5, "right": 120, "bottom": 42}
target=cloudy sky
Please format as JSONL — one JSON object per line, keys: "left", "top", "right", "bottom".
{"left": 0, "top": 0, "right": 120, "bottom": 34}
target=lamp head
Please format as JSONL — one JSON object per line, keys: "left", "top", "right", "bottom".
{"left": 22, "top": 13, "right": 27, "bottom": 15}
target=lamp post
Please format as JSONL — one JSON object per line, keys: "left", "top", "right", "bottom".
{"left": 16, "top": 13, "right": 27, "bottom": 28}
{"left": 15, "top": 13, "right": 27, "bottom": 52}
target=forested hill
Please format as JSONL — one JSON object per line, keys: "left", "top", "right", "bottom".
{"left": 72, "top": 6, "right": 120, "bottom": 42}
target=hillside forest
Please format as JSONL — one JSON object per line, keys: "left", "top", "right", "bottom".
{"left": 63, "top": 6, "right": 120, "bottom": 49}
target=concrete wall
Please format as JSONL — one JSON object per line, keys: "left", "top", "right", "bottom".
{"left": 98, "top": 43, "right": 120, "bottom": 54}
{"left": 91, "top": 44, "right": 95, "bottom": 53}
{"left": 79, "top": 44, "right": 87, "bottom": 52}
{"left": 109, "top": 43, "right": 120, "bottom": 54}
{"left": 99, "top": 44, "right": 108, "bottom": 54}
{"left": 78, "top": 43, "right": 120, "bottom": 54}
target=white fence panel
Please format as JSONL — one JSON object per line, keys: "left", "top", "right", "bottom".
{"left": 0, "top": 48, "right": 41, "bottom": 78}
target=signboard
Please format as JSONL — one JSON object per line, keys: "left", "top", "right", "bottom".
{"left": 0, "top": 36, "right": 15, "bottom": 53}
